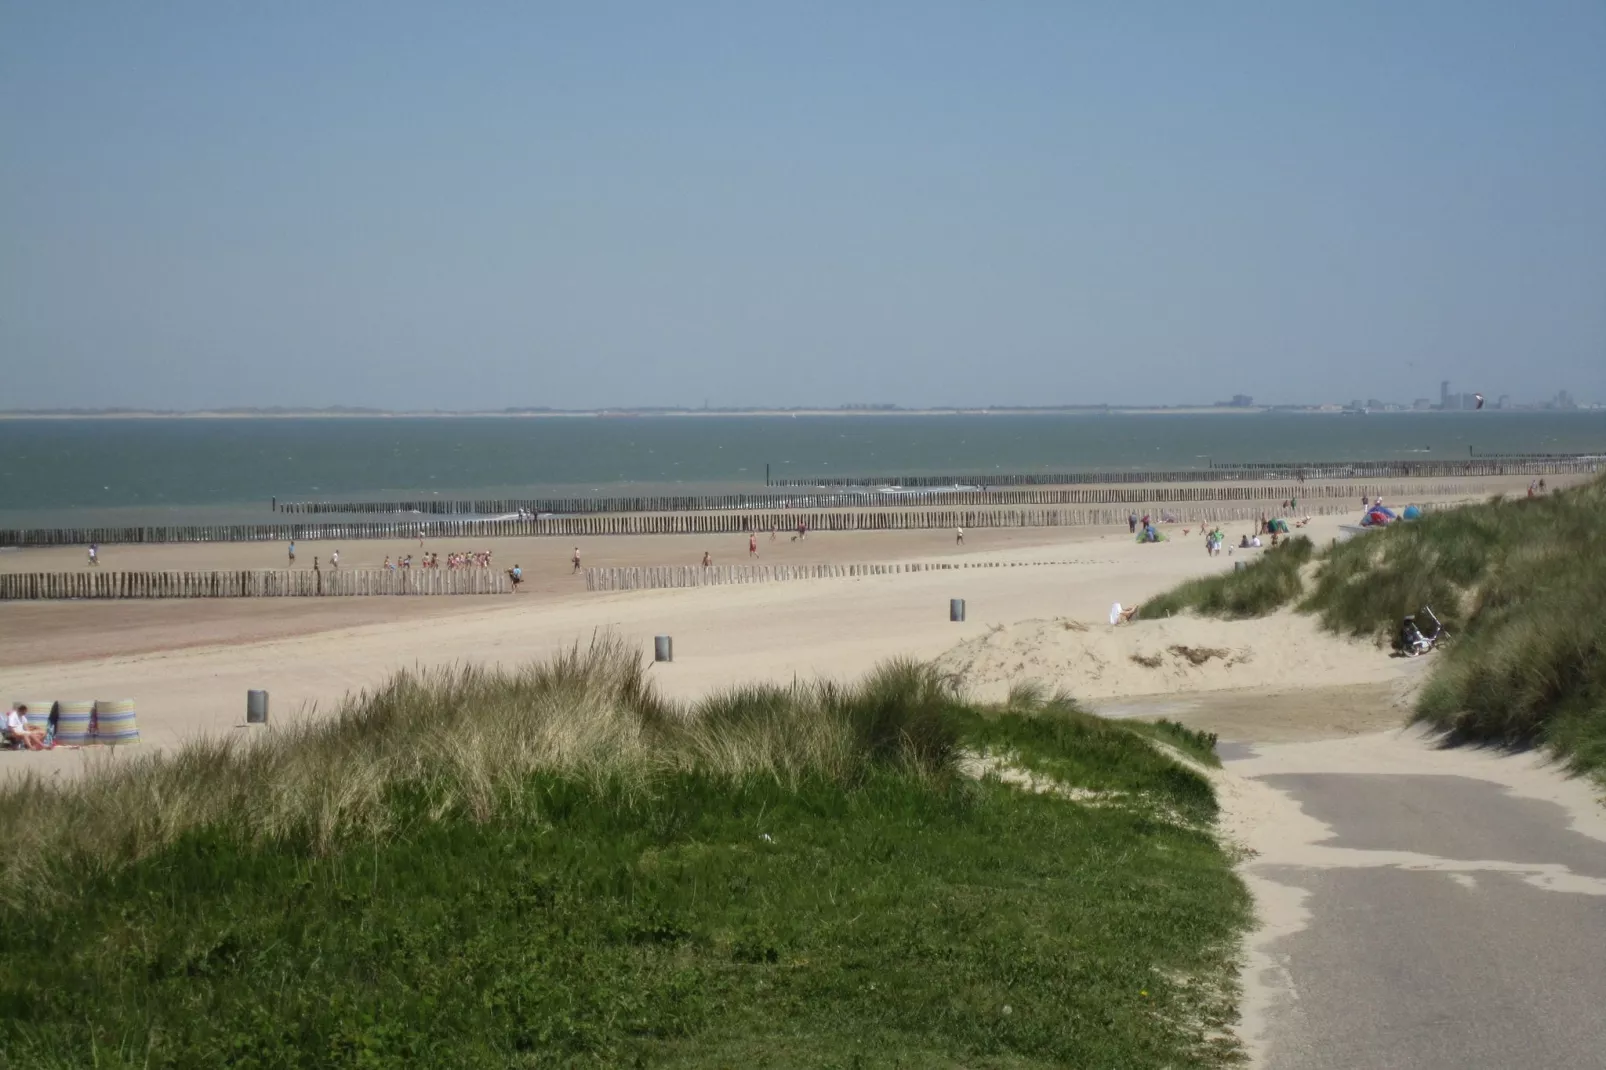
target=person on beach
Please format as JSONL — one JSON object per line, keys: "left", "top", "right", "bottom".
{"left": 572, "top": 547, "right": 582, "bottom": 573}
{"left": 749, "top": 533, "right": 758, "bottom": 558}
{"left": 1128, "top": 512, "right": 1138, "bottom": 534}
{"left": 331, "top": 549, "right": 340, "bottom": 569}
{"left": 510, "top": 564, "right": 523, "bottom": 592}
{"left": 87, "top": 543, "right": 98, "bottom": 567}
{"left": 4, "top": 705, "right": 46, "bottom": 750}
{"left": 955, "top": 526, "right": 964, "bottom": 545}
{"left": 383, "top": 556, "right": 392, "bottom": 571}
{"left": 1109, "top": 603, "right": 1140, "bottom": 625}
{"left": 770, "top": 526, "right": 778, "bottom": 542}
{"left": 288, "top": 540, "right": 297, "bottom": 566}
{"left": 1539, "top": 478, "right": 1547, "bottom": 493}
{"left": 702, "top": 551, "right": 712, "bottom": 567}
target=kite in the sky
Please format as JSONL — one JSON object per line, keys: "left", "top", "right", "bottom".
{"left": 1474, "top": 394, "right": 1485, "bottom": 410}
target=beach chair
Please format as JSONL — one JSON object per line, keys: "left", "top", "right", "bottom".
{"left": 93, "top": 699, "right": 141, "bottom": 745}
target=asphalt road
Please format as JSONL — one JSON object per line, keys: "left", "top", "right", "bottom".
{"left": 1243, "top": 769, "right": 1606, "bottom": 1069}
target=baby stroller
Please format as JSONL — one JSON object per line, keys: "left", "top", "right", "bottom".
{"left": 1394, "top": 606, "right": 1446, "bottom": 657}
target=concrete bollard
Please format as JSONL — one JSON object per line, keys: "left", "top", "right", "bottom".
{"left": 950, "top": 598, "right": 966, "bottom": 622}
{"left": 654, "top": 635, "right": 673, "bottom": 663}
{"left": 246, "top": 689, "right": 270, "bottom": 724}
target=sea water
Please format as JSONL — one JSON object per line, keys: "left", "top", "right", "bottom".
{"left": 1, "top": 411, "right": 1602, "bottom": 529}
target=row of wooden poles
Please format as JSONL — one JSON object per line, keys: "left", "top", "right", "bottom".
{"left": 6, "top": 485, "right": 1460, "bottom": 548}
{"left": 769, "top": 458, "right": 1599, "bottom": 487}
{"left": 272, "top": 479, "right": 1487, "bottom": 517}
{"left": 0, "top": 569, "right": 512, "bottom": 600}
{"left": 588, "top": 558, "right": 1082, "bottom": 592}
{"left": 1215, "top": 454, "right": 1598, "bottom": 469}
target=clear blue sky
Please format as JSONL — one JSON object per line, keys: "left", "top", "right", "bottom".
{"left": 3, "top": 1, "right": 1603, "bottom": 410}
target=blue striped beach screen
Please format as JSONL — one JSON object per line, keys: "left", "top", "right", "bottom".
{"left": 93, "top": 699, "right": 141, "bottom": 745}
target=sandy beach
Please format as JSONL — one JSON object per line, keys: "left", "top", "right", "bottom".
{"left": 0, "top": 510, "right": 1378, "bottom": 776}
{"left": 5, "top": 481, "right": 1604, "bottom": 1070}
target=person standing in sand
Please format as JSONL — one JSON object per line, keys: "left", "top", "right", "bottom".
{"left": 87, "top": 543, "right": 98, "bottom": 567}
{"left": 955, "top": 526, "right": 964, "bottom": 545}
{"left": 749, "top": 533, "right": 758, "bottom": 558}
{"left": 331, "top": 549, "right": 340, "bottom": 569}
{"left": 702, "top": 551, "right": 712, "bottom": 567}
{"left": 288, "top": 540, "right": 296, "bottom": 567}
{"left": 572, "top": 547, "right": 582, "bottom": 573}
{"left": 1128, "top": 512, "right": 1138, "bottom": 534}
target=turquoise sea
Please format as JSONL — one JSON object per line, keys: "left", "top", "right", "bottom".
{"left": 2, "top": 412, "right": 1603, "bottom": 528}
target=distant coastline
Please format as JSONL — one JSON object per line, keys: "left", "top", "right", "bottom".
{"left": 3, "top": 404, "right": 1586, "bottom": 421}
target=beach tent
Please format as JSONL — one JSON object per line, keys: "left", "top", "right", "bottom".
{"left": 1402, "top": 504, "right": 1422, "bottom": 520}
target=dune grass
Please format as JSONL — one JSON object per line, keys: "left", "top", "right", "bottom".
{"left": 0, "top": 640, "right": 1250, "bottom": 1068}
{"left": 1134, "top": 536, "right": 1314, "bottom": 621}
{"left": 1135, "top": 477, "right": 1606, "bottom": 776}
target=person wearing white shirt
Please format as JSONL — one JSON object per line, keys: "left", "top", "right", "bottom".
{"left": 5, "top": 705, "right": 44, "bottom": 750}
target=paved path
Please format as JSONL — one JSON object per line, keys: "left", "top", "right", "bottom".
{"left": 1228, "top": 733, "right": 1606, "bottom": 1069}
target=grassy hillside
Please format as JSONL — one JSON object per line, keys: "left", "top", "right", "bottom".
{"left": 1136, "top": 536, "right": 1314, "bottom": 620}
{"left": 1138, "top": 478, "right": 1606, "bottom": 775}
{"left": 0, "top": 640, "right": 1249, "bottom": 1069}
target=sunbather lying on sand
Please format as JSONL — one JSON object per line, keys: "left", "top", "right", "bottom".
{"left": 1109, "top": 602, "right": 1141, "bottom": 625}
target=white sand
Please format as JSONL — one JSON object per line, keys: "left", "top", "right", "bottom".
{"left": 8, "top": 519, "right": 1350, "bottom": 781}
{"left": 933, "top": 609, "right": 1405, "bottom": 704}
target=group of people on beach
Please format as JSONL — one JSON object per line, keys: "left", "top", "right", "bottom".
{"left": 381, "top": 550, "right": 494, "bottom": 571}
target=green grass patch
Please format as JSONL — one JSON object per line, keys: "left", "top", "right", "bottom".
{"left": 0, "top": 643, "right": 1250, "bottom": 1068}
{"left": 1135, "top": 536, "right": 1313, "bottom": 620}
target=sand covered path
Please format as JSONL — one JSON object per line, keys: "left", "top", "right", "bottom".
{"left": 1222, "top": 731, "right": 1606, "bottom": 1070}
{"left": 1099, "top": 681, "right": 1606, "bottom": 1069}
